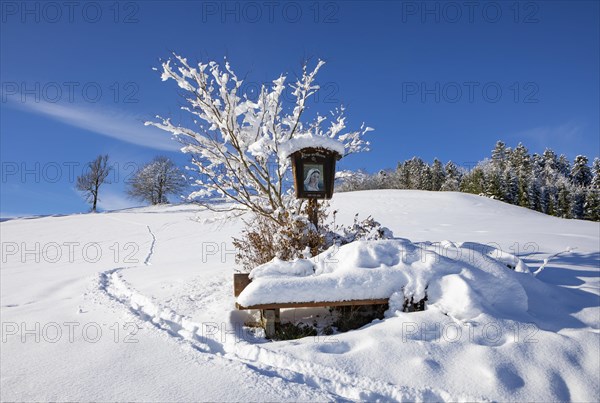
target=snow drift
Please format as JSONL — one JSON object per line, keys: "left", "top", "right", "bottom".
{"left": 238, "top": 238, "right": 531, "bottom": 322}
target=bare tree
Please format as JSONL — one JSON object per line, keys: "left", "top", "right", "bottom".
{"left": 127, "top": 156, "right": 186, "bottom": 205}
{"left": 76, "top": 154, "right": 111, "bottom": 212}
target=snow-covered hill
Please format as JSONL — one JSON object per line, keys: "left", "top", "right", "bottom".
{"left": 1, "top": 190, "right": 598, "bottom": 401}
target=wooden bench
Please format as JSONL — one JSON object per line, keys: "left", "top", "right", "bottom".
{"left": 234, "top": 273, "right": 390, "bottom": 338}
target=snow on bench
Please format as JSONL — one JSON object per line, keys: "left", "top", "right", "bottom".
{"left": 233, "top": 239, "right": 532, "bottom": 337}
{"left": 234, "top": 272, "right": 392, "bottom": 338}
{"left": 234, "top": 272, "right": 390, "bottom": 309}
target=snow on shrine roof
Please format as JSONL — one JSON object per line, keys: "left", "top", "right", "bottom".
{"left": 278, "top": 134, "right": 345, "bottom": 160}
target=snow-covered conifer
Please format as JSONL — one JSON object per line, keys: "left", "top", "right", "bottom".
{"left": 511, "top": 143, "right": 532, "bottom": 207}
{"left": 571, "top": 155, "right": 592, "bottom": 187}
{"left": 405, "top": 157, "right": 426, "bottom": 189}
{"left": 441, "top": 161, "right": 461, "bottom": 191}
{"left": 460, "top": 165, "right": 485, "bottom": 195}
{"left": 584, "top": 188, "right": 600, "bottom": 221}
{"left": 421, "top": 165, "right": 433, "bottom": 191}
{"left": 430, "top": 158, "right": 445, "bottom": 191}
{"left": 491, "top": 141, "right": 509, "bottom": 171}
{"left": 570, "top": 186, "right": 586, "bottom": 219}
{"left": 591, "top": 158, "right": 600, "bottom": 189}
{"left": 557, "top": 154, "right": 571, "bottom": 178}
{"left": 395, "top": 161, "right": 410, "bottom": 189}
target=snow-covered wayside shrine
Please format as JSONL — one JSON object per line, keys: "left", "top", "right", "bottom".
{"left": 1, "top": 190, "right": 599, "bottom": 401}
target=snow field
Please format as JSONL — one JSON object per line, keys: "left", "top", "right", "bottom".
{"left": 1, "top": 190, "right": 598, "bottom": 401}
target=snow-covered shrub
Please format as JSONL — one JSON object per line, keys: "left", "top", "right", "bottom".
{"left": 147, "top": 55, "right": 371, "bottom": 226}
{"left": 233, "top": 203, "right": 329, "bottom": 272}
{"left": 233, "top": 208, "right": 393, "bottom": 272}
{"left": 328, "top": 213, "right": 394, "bottom": 245}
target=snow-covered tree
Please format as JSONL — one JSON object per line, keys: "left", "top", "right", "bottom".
{"left": 375, "top": 169, "right": 394, "bottom": 189}
{"left": 76, "top": 154, "right": 111, "bottom": 212}
{"left": 404, "top": 157, "right": 427, "bottom": 189}
{"left": 542, "top": 149, "right": 559, "bottom": 185}
{"left": 491, "top": 141, "right": 509, "bottom": 172}
{"left": 420, "top": 165, "right": 433, "bottom": 191}
{"left": 481, "top": 141, "right": 511, "bottom": 200}
{"left": 556, "top": 179, "right": 571, "bottom": 218}
{"left": 460, "top": 165, "right": 485, "bottom": 195}
{"left": 571, "top": 155, "right": 592, "bottom": 187}
{"left": 584, "top": 188, "right": 600, "bottom": 221}
{"left": 510, "top": 143, "right": 532, "bottom": 207}
{"left": 441, "top": 161, "right": 461, "bottom": 191}
{"left": 540, "top": 149, "right": 562, "bottom": 214}
{"left": 335, "top": 170, "right": 370, "bottom": 192}
{"left": 147, "top": 55, "right": 372, "bottom": 225}
{"left": 127, "top": 156, "right": 186, "bottom": 205}
{"left": 331, "top": 141, "right": 598, "bottom": 222}
{"left": 430, "top": 158, "right": 445, "bottom": 191}
{"left": 591, "top": 158, "right": 600, "bottom": 189}
{"left": 503, "top": 168, "right": 518, "bottom": 205}
{"left": 528, "top": 153, "right": 544, "bottom": 212}
{"left": 557, "top": 154, "right": 571, "bottom": 178}
{"left": 395, "top": 161, "right": 410, "bottom": 189}
{"left": 570, "top": 186, "right": 586, "bottom": 219}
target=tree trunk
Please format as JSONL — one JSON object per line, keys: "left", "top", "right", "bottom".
{"left": 92, "top": 178, "right": 99, "bottom": 212}
{"left": 307, "top": 198, "right": 318, "bottom": 230}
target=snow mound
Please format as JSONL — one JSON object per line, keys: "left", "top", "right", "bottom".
{"left": 237, "top": 238, "right": 531, "bottom": 321}
{"left": 250, "top": 258, "right": 314, "bottom": 279}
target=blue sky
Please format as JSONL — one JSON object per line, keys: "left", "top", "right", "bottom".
{"left": 1, "top": 0, "right": 598, "bottom": 217}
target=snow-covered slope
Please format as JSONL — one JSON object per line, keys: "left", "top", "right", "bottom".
{"left": 1, "top": 190, "right": 598, "bottom": 401}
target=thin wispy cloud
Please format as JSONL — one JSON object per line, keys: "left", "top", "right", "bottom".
{"left": 5, "top": 98, "right": 181, "bottom": 152}
{"left": 507, "top": 121, "right": 591, "bottom": 156}
{"left": 512, "top": 121, "right": 583, "bottom": 151}
{"left": 96, "top": 188, "right": 139, "bottom": 212}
